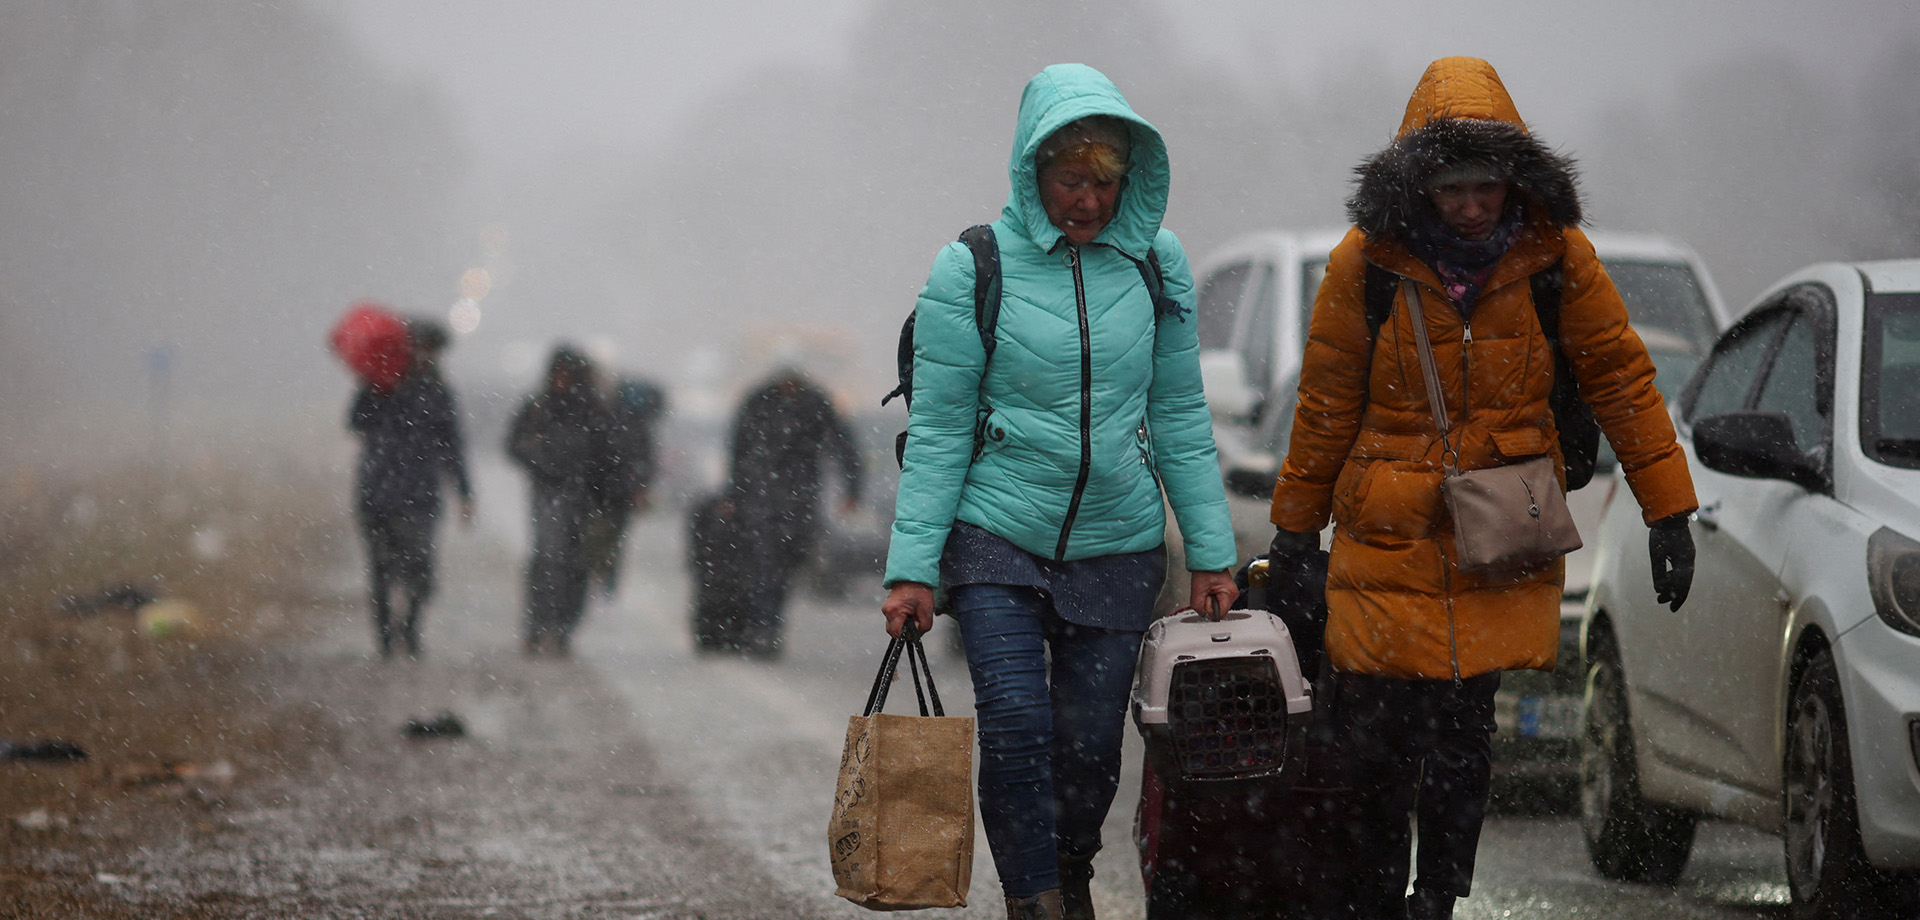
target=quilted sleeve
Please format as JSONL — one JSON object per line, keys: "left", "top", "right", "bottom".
{"left": 1146, "top": 229, "right": 1238, "bottom": 573}
{"left": 1270, "top": 233, "right": 1373, "bottom": 533}
{"left": 883, "top": 241, "right": 987, "bottom": 587}
{"left": 1557, "top": 230, "right": 1697, "bottom": 524}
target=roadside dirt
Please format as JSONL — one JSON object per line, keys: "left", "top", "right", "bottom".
{"left": 1, "top": 460, "right": 819, "bottom": 919}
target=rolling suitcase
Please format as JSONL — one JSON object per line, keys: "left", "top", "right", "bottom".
{"left": 1132, "top": 557, "right": 1359, "bottom": 920}
{"left": 687, "top": 493, "right": 753, "bottom": 652}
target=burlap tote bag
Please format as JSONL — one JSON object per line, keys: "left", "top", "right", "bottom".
{"left": 829, "top": 623, "right": 974, "bottom": 909}
{"left": 1402, "top": 281, "right": 1581, "bottom": 574}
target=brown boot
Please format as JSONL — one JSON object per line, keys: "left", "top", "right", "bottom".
{"left": 1005, "top": 888, "right": 1065, "bottom": 920}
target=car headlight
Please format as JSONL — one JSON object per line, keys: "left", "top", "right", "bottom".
{"left": 1868, "top": 527, "right": 1920, "bottom": 637}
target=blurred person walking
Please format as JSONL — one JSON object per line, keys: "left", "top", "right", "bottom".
{"left": 717, "top": 367, "right": 861, "bottom": 659}
{"left": 880, "top": 65, "right": 1239, "bottom": 920}
{"left": 584, "top": 377, "right": 667, "bottom": 597}
{"left": 508, "top": 346, "right": 611, "bottom": 657}
{"left": 347, "top": 317, "right": 473, "bottom": 659}
{"left": 1265, "top": 57, "right": 1698, "bottom": 920}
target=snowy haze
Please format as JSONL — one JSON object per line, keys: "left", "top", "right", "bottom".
{"left": 3, "top": 0, "right": 1916, "bottom": 464}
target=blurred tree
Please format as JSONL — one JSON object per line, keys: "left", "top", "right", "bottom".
{"left": 0, "top": 1, "right": 465, "bottom": 459}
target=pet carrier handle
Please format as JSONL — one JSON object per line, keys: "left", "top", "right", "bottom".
{"left": 861, "top": 622, "right": 946, "bottom": 718}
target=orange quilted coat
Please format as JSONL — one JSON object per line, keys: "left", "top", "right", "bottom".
{"left": 1270, "top": 58, "right": 1697, "bottom": 680}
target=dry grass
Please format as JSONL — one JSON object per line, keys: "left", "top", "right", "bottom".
{"left": 0, "top": 455, "right": 353, "bottom": 831}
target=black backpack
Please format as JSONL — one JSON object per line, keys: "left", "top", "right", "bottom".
{"left": 1361, "top": 261, "right": 1601, "bottom": 491}
{"left": 884, "top": 224, "right": 1178, "bottom": 468}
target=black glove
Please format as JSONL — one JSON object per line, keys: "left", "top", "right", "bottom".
{"left": 1270, "top": 527, "right": 1320, "bottom": 558}
{"left": 1649, "top": 513, "right": 1695, "bottom": 612}
{"left": 1264, "top": 528, "right": 1331, "bottom": 674}
{"left": 1265, "top": 528, "right": 1329, "bottom": 615}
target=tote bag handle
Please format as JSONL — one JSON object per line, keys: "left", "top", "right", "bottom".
{"left": 861, "top": 622, "right": 946, "bottom": 718}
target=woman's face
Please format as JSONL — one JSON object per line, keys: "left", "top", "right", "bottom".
{"left": 1429, "top": 179, "right": 1509, "bottom": 241}
{"left": 1039, "top": 160, "right": 1120, "bottom": 246}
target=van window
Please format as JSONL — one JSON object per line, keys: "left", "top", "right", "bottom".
{"left": 1241, "top": 262, "right": 1280, "bottom": 393}
{"left": 1300, "top": 258, "right": 1330, "bottom": 347}
{"left": 1196, "top": 262, "right": 1251, "bottom": 350}
{"left": 1603, "top": 260, "right": 1717, "bottom": 354}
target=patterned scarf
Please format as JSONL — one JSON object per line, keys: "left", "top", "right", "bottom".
{"left": 1405, "top": 207, "right": 1523, "bottom": 316}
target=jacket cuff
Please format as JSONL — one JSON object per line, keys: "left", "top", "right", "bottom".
{"left": 1622, "top": 449, "right": 1699, "bottom": 525}
{"left": 883, "top": 524, "right": 944, "bottom": 588}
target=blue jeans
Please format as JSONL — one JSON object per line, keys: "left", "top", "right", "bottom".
{"left": 951, "top": 584, "right": 1144, "bottom": 898}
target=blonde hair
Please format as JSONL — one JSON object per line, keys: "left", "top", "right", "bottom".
{"left": 1040, "top": 142, "right": 1128, "bottom": 183}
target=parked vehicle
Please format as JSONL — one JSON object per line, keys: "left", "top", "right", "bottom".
{"left": 1578, "top": 259, "right": 1920, "bottom": 917}
{"left": 1178, "top": 228, "right": 1731, "bottom": 785}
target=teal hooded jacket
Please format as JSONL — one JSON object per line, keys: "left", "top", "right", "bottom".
{"left": 883, "top": 64, "right": 1237, "bottom": 588}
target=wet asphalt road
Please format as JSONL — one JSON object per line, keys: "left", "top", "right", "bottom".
{"left": 434, "top": 458, "right": 1798, "bottom": 919}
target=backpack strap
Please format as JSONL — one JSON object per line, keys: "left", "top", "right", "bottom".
{"left": 1530, "top": 261, "right": 1565, "bottom": 343}
{"left": 1359, "top": 257, "right": 1598, "bottom": 489}
{"left": 1532, "top": 261, "right": 1601, "bottom": 489}
{"left": 1363, "top": 261, "right": 1397, "bottom": 337}
{"left": 959, "top": 224, "right": 1002, "bottom": 361}
{"left": 1124, "top": 246, "right": 1189, "bottom": 323}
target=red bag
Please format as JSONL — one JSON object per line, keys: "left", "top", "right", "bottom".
{"left": 329, "top": 301, "right": 412, "bottom": 392}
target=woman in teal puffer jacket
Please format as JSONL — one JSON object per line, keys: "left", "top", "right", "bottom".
{"left": 881, "top": 64, "right": 1239, "bottom": 920}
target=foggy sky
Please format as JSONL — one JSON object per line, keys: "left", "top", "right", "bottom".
{"left": 325, "top": 0, "right": 1919, "bottom": 407}
{"left": 4, "top": 1, "right": 1916, "bottom": 467}
{"left": 335, "top": 0, "right": 1908, "bottom": 168}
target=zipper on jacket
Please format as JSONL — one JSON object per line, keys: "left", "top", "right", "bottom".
{"left": 1055, "top": 245, "right": 1094, "bottom": 560}
{"left": 1443, "top": 557, "right": 1463, "bottom": 683}
{"left": 1451, "top": 306, "right": 1469, "bottom": 682}
{"left": 1461, "top": 317, "right": 1474, "bottom": 420}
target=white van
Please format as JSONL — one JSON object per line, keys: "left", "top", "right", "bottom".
{"left": 1179, "top": 228, "right": 1733, "bottom": 784}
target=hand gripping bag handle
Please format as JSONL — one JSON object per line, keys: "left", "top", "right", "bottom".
{"left": 861, "top": 622, "right": 946, "bottom": 718}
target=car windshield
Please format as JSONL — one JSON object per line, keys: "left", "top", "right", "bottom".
{"left": 1604, "top": 260, "right": 1719, "bottom": 355}
{"left": 1863, "top": 291, "right": 1920, "bottom": 469}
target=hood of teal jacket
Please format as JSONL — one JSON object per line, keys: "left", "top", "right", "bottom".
{"left": 1004, "top": 64, "right": 1169, "bottom": 260}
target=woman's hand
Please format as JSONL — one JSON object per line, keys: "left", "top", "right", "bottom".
{"left": 1189, "top": 569, "right": 1239, "bottom": 621}
{"left": 882, "top": 582, "right": 937, "bottom": 637}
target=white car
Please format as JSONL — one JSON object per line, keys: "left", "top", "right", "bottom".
{"left": 1180, "top": 229, "right": 1730, "bottom": 780}
{"left": 1579, "top": 259, "right": 1920, "bottom": 917}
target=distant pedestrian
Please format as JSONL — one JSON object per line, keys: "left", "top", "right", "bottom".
{"left": 719, "top": 367, "right": 861, "bottom": 658}
{"left": 347, "top": 317, "right": 473, "bottom": 659}
{"left": 507, "top": 346, "right": 611, "bottom": 656}
{"left": 584, "top": 377, "right": 667, "bottom": 596}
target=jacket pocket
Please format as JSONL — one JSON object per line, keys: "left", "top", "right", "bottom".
{"left": 1336, "top": 458, "right": 1442, "bottom": 547}
{"left": 974, "top": 405, "right": 1011, "bottom": 460}
{"left": 1134, "top": 417, "right": 1159, "bottom": 474}
{"left": 1490, "top": 426, "right": 1552, "bottom": 461}
{"left": 1351, "top": 430, "right": 1432, "bottom": 462}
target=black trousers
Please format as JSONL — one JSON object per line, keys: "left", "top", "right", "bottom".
{"left": 525, "top": 486, "right": 593, "bottom": 647}
{"left": 358, "top": 504, "right": 437, "bottom": 655}
{"left": 1333, "top": 670, "right": 1501, "bottom": 915}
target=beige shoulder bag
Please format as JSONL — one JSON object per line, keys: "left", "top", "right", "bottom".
{"left": 1402, "top": 280, "right": 1582, "bottom": 574}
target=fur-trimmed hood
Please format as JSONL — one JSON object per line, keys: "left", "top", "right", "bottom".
{"left": 1347, "top": 57, "right": 1583, "bottom": 239}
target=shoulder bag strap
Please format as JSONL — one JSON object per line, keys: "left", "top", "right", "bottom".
{"left": 1400, "top": 280, "right": 1458, "bottom": 474}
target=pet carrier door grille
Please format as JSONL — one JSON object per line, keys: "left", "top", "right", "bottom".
{"left": 1166, "top": 655, "right": 1291, "bottom": 778}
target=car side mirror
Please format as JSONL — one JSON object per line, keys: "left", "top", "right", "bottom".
{"left": 1693, "top": 411, "right": 1827, "bottom": 492}
{"left": 1223, "top": 459, "right": 1278, "bottom": 498}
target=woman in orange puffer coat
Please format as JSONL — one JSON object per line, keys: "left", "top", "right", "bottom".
{"left": 1267, "top": 57, "right": 1698, "bottom": 919}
